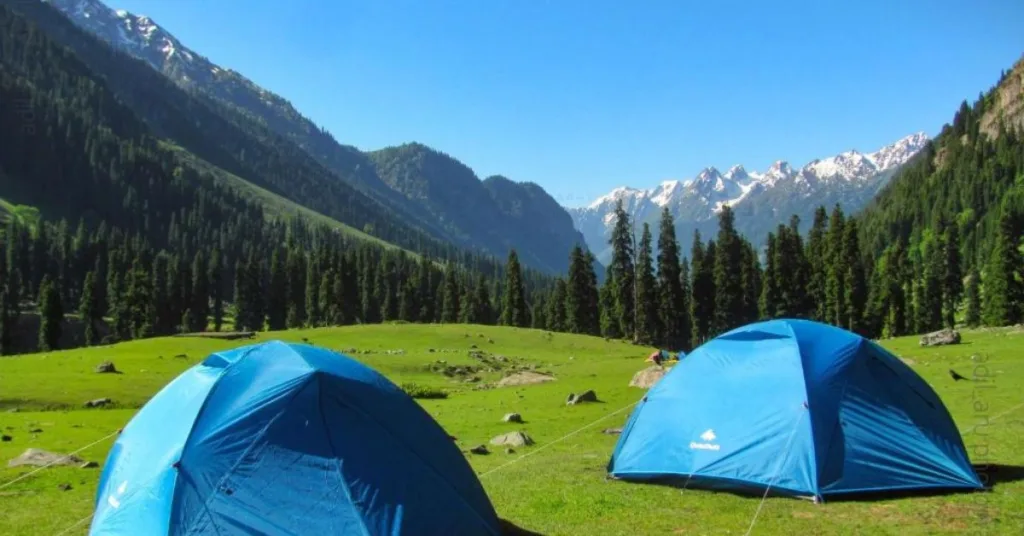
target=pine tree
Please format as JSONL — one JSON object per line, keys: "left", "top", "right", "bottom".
{"left": 124, "top": 261, "right": 155, "bottom": 339}
{"left": 842, "top": 219, "right": 867, "bottom": 334}
{"left": 599, "top": 279, "right": 620, "bottom": 338}
{"left": 546, "top": 278, "right": 568, "bottom": 332}
{"left": 965, "top": 267, "right": 981, "bottom": 328}
{"left": 38, "top": 275, "right": 63, "bottom": 351}
{"left": 607, "top": 200, "right": 636, "bottom": 338}
{"left": 760, "top": 232, "right": 780, "bottom": 318}
{"left": 982, "top": 212, "right": 1023, "bottom": 326}
{"left": 209, "top": 249, "right": 224, "bottom": 332}
{"left": 305, "top": 257, "right": 321, "bottom": 327}
{"left": 942, "top": 222, "right": 964, "bottom": 329}
{"left": 0, "top": 287, "right": 12, "bottom": 355}
{"left": 806, "top": 206, "right": 829, "bottom": 321}
{"left": 502, "top": 250, "right": 528, "bottom": 327}
{"left": 634, "top": 223, "right": 659, "bottom": 344}
{"left": 475, "top": 275, "right": 494, "bottom": 325}
{"left": 678, "top": 258, "right": 693, "bottom": 352}
{"left": 233, "top": 258, "right": 249, "bottom": 331}
{"left": 245, "top": 253, "right": 266, "bottom": 331}
{"left": 565, "top": 246, "right": 600, "bottom": 335}
{"left": 690, "top": 232, "right": 715, "bottom": 347}
{"left": 656, "top": 208, "right": 686, "bottom": 350}
{"left": 920, "top": 238, "right": 944, "bottom": 332}
{"left": 286, "top": 249, "right": 306, "bottom": 328}
{"left": 267, "top": 249, "right": 288, "bottom": 331}
{"left": 713, "top": 206, "right": 744, "bottom": 335}
{"left": 441, "top": 266, "right": 460, "bottom": 323}
{"left": 740, "top": 240, "right": 761, "bottom": 325}
{"left": 190, "top": 251, "right": 209, "bottom": 332}
{"left": 319, "top": 270, "right": 336, "bottom": 326}
{"left": 825, "top": 204, "right": 846, "bottom": 326}
{"left": 459, "top": 275, "right": 480, "bottom": 324}
{"left": 79, "top": 270, "right": 102, "bottom": 346}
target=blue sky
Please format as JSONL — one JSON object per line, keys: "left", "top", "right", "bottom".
{"left": 110, "top": 0, "right": 1023, "bottom": 207}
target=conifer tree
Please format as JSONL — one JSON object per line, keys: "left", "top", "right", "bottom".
{"left": 475, "top": 275, "right": 494, "bottom": 325}
{"left": 190, "top": 251, "right": 209, "bottom": 332}
{"left": 965, "top": 267, "right": 981, "bottom": 328}
{"left": 761, "top": 232, "right": 780, "bottom": 318}
{"left": 656, "top": 208, "right": 686, "bottom": 349}
{"left": 690, "top": 232, "right": 715, "bottom": 347}
{"left": 319, "top": 270, "right": 336, "bottom": 326}
{"left": 678, "top": 258, "right": 693, "bottom": 351}
{"left": 79, "top": 270, "right": 102, "bottom": 346}
{"left": 713, "top": 206, "right": 744, "bottom": 335}
{"left": 599, "top": 280, "right": 620, "bottom": 338}
{"left": 286, "top": 248, "right": 306, "bottom": 328}
{"left": 209, "top": 249, "right": 224, "bottom": 332}
{"left": 842, "top": 219, "right": 867, "bottom": 334}
{"left": 267, "top": 249, "right": 288, "bottom": 331}
{"left": 0, "top": 286, "right": 12, "bottom": 356}
{"left": 546, "top": 278, "right": 568, "bottom": 332}
{"left": 806, "top": 206, "right": 829, "bottom": 321}
{"left": 459, "top": 275, "right": 480, "bottom": 324}
{"left": 441, "top": 266, "right": 460, "bottom": 323}
{"left": 942, "top": 222, "right": 964, "bottom": 329}
{"left": 740, "top": 240, "right": 762, "bottom": 325}
{"left": 502, "top": 250, "right": 528, "bottom": 327}
{"left": 306, "top": 257, "right": 322, "bottom": 326}
{"left": 983, "top": 212, "right": 1023, "bottom": 326}
{"left": 607, "top": 200, "right": 636, "bottom": 338}
{"left": 825, "top": 204, "right": 847, "bottom": 326}
{"left": 920, "top": 238, "right": 944, "bottom": 332}
{"left": 38, "top": 275, "right": 64, "bottom": 351}
{"left": 565, "top": 246, "right": 600, "bottom": 335}
{"left": 633, "top": 224, "right": 659, "bottom": 344}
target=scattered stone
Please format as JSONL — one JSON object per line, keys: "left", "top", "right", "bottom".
{"left": 490, "top": 431, "right": 534, "bottom": 447}
{"left": 428, "top": 348, "right": 435, "bottom": 353}
{"left": 58, "top": 483, "right": 72, "bottom": 491}
{"left": 174, "top": 353, "right": 188, "bottom": 359}
{"left": 496, "top": 372, "right": 556, "bottom": 387}
{"left": 80, "top": 461, "right": 99, "bottom": 469}
{"left": 566, "top": 390, "right": 598, "bottom": 406}
{"left": 602, "top": 427, "right": 623, "bottom": 435}
{"left": 920, "top": 329, "right": 961, "bottom": 347}
{"left": 629, "top": 366, "right": 667, "bottom": 389}
{"left": 94, "top": 361, "right": 118, "bottom": 374}
{"left": 7, "top": 408, "right": 19, "bottom": 413}
{"left": 1, "top": 435, "right": 11, "bottom": 442}
{"left": 503, "top": 413, "right": 523, "bottom": 423}
{"left": 8, "top": 448, "right": 85, "bottom": 468}
{"left": 470, "top": 344, "right": 478, "bottom": 349}
{"left": 463, "top": 376, "right": 481, "bottom": 383}
{"left": 469, "top": 445, "right": 489, "bottom": 455}
{"left": 505, "top": 448, "right": 515, "bottom": 455}
{"left": 84, "top": 398, "right": 112, "bottom": 408}
{"left": 28, "top": 428, "right": 42, "bottom": 434}
{"left": 488, "top": 338, "right": 495, "bottom": 344}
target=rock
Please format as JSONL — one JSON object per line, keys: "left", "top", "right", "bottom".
{"left": 58, "top": 483, "right": 72, "bottom": 491}
{"left": 94, "top": 361, "right": 118, "bottom": 373}
{"left": 1, "top": 435, "right": 11, "bottom": 442}
{"left": 428, "top": 348, "right": 435, "bottom": 353}
{"left": 470, "top": 344, "right": 478, "bottom": 349}
{"left": 80, "top": 461, "right": 99, "bottom": 469}
{"left": 28, "top": 428, "right": 42, "bottom": 434}
{"left": 7, "top": 408, "right": 19, "bottom": 413}
{"left": 490, "top": 431, "right": 534, "bottom": 447}
{"left": 602, "top": 427, "right": 623, "bottom": 435}
{"left": 174, "top": 353, "right": 188, "bottom": 359}
{"left": 488, "top": 338, "right": 495, "bottom": 344}
{"left": 8, "top": 448, "right": 85, "bottom": 468}
{"left": 566, "top": 390, "right": 598, "bottom": 405}
{"left": 502, "top": 413, "right": 523, "bottom": 423}
{"left": 469, "top": 445, "right": 489, "bottom": 455}
{"left": 919, "top": 329, "right": 961, "bottom": 347}
{"left": 629, "top": 366, "right": 667, "bottom": 389}
{"left": 84, "top": 398, "right": 112, "bottom": 408}
{"left": 505, "top": 448, "right": 515, "bottom": 455}
{"left": 496, "top": 372, "right": 556, "bottom": 387}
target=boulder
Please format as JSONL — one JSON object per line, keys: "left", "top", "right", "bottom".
{"left": 920, "top": 329, "right": 961, "bottom": 347}
{"left": 81, "top": 461, "right": 99, "bottom": 469}
{"left": 84, "top": 398, "right": 112, "bottom": 408}
{"left": 566, "top": 390, "right": 598, "bottom": 406}
{"left": 469, "top": 445, "right": 489, "bottom": 455}
{"left": 502, "top": 413, "right": 523, "bottom": 423}
{"left": 602, "top": 427, "right": 623, "bottom": 435}
{"left": 629, "top": 366, "right": 667, "bottom": 389}
{"left": 496, "top": 372, "right": 556, "bottom": 387}
{"left": 1, "top": 435, "right": 11, "bottom": 442}
{"left": 8, "top": 448, "right": 85, "bottom": 468}
{"left": 490, "top": 431, "right": 534, "bottom": 447}
{"left": 94, "top": 361, "right": 118, "bottom": 374}
{"left": 58, "top": 483, "right": 72, "bottom": 491}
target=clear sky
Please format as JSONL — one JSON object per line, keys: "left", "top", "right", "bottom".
{"left": 109, "top": 0, "right": 1023, "bottom": 207}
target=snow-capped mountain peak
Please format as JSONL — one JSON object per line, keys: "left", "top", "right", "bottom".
{"left": 569, "top": 132, "right": 930, "bottom": 265}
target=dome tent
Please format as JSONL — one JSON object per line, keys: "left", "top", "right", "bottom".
{"left": 89, "top": 340, "right": 502, "bottom": 535}
{"left": 607, "top": 319, "right": 983, "bottom": 501}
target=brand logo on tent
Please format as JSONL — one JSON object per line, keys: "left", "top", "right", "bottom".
{"left": 690, "top": 429, "right": 720, "bottom": 451}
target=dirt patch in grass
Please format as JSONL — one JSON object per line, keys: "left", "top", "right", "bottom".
{"left": 497, "top": 371, "right": 556, "bottom": 387}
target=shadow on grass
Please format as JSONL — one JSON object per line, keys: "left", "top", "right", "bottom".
{"left": 500, "top": 518, "right": 545, "bottom": 535}
{"left": 975, "top": 463, "right": 1024, "bottom": 488}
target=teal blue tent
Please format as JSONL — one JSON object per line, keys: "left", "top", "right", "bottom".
{"left": 89, "top": 341, "right": 502, "bottom": 535}
{"left": 608, "top": 319, "right": 983, "bottom": 501}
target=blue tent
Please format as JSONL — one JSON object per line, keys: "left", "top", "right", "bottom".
{"left": 89, "top": 341, "right": 502, "bottom": 535}
{"left": 608, "top": 319, "right": 983, "bottom": 501}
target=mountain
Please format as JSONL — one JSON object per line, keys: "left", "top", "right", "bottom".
{"left": 41, "top": 0, "right": 588, "bottom": 274}
{"left": 570, "top": 133, "right": 929, "bottom": 264}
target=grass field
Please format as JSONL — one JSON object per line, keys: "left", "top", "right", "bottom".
{"left": 1, "top": 324, "right": 1022, "bottom": 535}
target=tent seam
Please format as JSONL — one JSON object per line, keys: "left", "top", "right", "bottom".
{"left": 315, "top": 373, "right": 373, "bottom": 536}
{"left": 785, "top": 320, "right": 820, "bottom": 497}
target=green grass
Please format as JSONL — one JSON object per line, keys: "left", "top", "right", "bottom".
{"left": 1, "top": 324, "right": 1023, "bottom": 535}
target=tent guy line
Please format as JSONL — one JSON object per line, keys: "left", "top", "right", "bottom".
{"left": 743, "top": 407, "right": 809, "bottom": 536}
{"left": 0, "top": 429, "right": 120, "bottom": 492}
{"left": 477, "top": 400, "right": 641, "bottom": 480}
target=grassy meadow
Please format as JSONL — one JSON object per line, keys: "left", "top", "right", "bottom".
{"left": 1, "top": 324, "right": 1022, "bottom": 535}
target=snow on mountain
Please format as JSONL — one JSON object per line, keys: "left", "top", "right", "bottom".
{"left": 568, "top": 132, "right": 930, "bottom": 265}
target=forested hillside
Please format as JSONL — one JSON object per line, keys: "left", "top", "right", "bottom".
{"left": 0, "top": 4, "right": 562, "bottom": 355}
